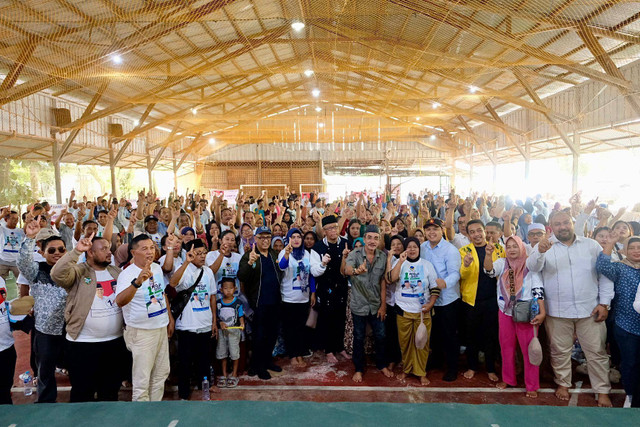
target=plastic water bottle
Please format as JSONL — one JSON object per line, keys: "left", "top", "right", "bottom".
{"left": 531, "top": 297, "right": 540, "bottom": 317}
{"left": 21, "top": 371, "right": 33, "bottom": 396}
{"left": 202, "top": 377, "right": 210, "bottom": 401}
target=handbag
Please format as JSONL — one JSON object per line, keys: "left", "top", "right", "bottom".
{"left": 170, "top": 268, "right": 204, "bottom": 320}
{"left": 508, "top": 268, "right": 532, "bottom": 323}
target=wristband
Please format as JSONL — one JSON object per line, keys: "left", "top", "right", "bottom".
{"left": 131, "top": 278, "right": 142, "bottom": 289}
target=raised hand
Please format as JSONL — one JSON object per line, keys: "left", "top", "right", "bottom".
{"left": 25, "top": 217, "right": 42, "bottom": 239}
{"left": 76, "top": 232, "right": 95, "bottom": 252}
{"left": 463, "top": 251, "right": 473, "bottom": 268}
{"left": 485, "top": 237, "right": 495, "bottom": 256}
{"left": 219, "top": 242, "right": 230, "bottom": 257}
{"left": 538, "top": 237, "right": 553, "bottom": 253}
{"left": 355, "top": 262, "right": 368, "bottom": 275}
{"left": 166, "top": 233, "right": 180, "bottom": 250}
{"left": 185, "top": 249, "right": 196, "bottom": 264}
{"left": 136, "top": 259, "right": 153, "bottom": 285}
{"left": 107, "top": 208, "right": 117, "bottom": 221}
{"left": 342, "top": 247, "right": 350, "bottom": 258}
{"left": 321, "top": 253, "right": 331, "bottom": 266}
{"left": 284, "top": 242, "right": 293, "bottom": 255}
{"left": 399, "top": 251, "right": 408, "bottom": 263}
{"left": 248, "top": 243, "right": 259, "bottom": 265}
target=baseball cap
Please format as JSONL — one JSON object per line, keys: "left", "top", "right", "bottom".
{"left": 254, "top": 226, "right": 271, "bottom": 236}
{"left": 144, "top": 215, "right": 158, "bottom": 223}
{"left": 424, "top": 218, "right": 444, "bottom": 229}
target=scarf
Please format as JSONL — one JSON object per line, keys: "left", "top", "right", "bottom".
{"left": 239, "top": 222, "right": 255, "bottom": 248}
{"left": 285, "top": 228, "right": 306, "bottom": 260}
{"left": 620, "top": 237, "right": 640, "bottom": 269}
{"left": 404, "top": 237, "right": 421, "bottom": 262}
{"left": 499, "top": 235, "right": 528, "bottom": 311}
{"left": 518, "top": 216, "right": 530, "bottom": 244}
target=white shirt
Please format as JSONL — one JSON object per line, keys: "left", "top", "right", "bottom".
{"left": 116, "top": 262, "right": 169, "bottom": 329}
{"left": 174, "top": 263, "right": 216, "bottom": 332}
{"left": 485, "top": 258, "right": 544, "bottom": 315}
{"left": 0, "top": 279, "right": 14, "bottom": 352}
{"left": 0, "top": 225, "right": 25, "bottom": 263}
{"left": 67, "top": 270, "right": 123, "bottom": 342}
{"left": 526, "top": 235, "right": 614, "bottom": 318}
{"left": 206, "top": 250, "right": 242, "bottom": 292}
{"left": 451, "top": 233, "right": 470, "bottom": 249}
{"left": 277, "top": 250, "right": 312, "bottom": 303}
{"left": 159, "top": 254, "right": 182, "bottom": 284}
{"left": 395, "top": 258, "right": 438, "bottom": 313}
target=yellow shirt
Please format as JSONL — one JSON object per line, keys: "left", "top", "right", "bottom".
{"left": 459, "top": 242, "right": 505, "bottom": 306}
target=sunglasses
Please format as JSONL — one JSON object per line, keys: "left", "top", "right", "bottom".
{"left": 46, "top": 246, "right": 66, "bottom": 254}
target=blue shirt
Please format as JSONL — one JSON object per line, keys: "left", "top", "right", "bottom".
{"left": 420, "top": 238, "right": 461, "bottom": 306}
{"left": 258, "top": 254, "right": 280, "bottom": 306}
{"left": 596, "top": 253, "right": 640, "bottom": 336}
{"left": 157, "top": 221, "right": 168, "bottom": 236}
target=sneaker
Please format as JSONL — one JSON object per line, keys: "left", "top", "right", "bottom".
{"left": 258, "top": 370, "right": 271, "bottom": 380}
{"left": 624, "top": 395, "right": 632, "bottom": 408}
{"left": 267, "top": 364, "right": 282, "bottom": 373}
{"left": 226, "top": 376, "right": 239, "bottom": 388}
{"left": 217, "top": 376, "right": 227, "bottom": 388}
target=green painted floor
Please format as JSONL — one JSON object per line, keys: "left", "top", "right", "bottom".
{"left": 0, "top": 401, "right": 636, "bottom": 427}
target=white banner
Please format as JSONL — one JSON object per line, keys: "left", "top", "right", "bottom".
{"left": 223, "top": 189, "right": 239, "bottom": 206}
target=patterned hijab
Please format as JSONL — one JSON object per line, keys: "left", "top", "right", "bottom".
{"left": 499, "top": 235, "right": 529, "bottom": 310}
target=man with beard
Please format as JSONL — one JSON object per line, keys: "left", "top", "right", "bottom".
{"left": 527, "top": 210, "right": 614, "bottom": 407}
{"left": 51, "top": 234, "right": 125, "bottom": 402}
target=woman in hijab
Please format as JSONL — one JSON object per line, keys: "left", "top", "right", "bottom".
{"left": 277, "top": 228, "right": 315, "bottom": 367}
{"left": 238, "top": 222, "right": 255, "bottom": 256}
{"left": 345, "top": 219, "right": 362, "bottom": 249}
{"left": 387, "top": 237, "right": 440, "bottom": 385}
{"left": 483, "top": 235, "right": 546, "bottom": 398}
{"left": 516, "top": 214, "right": 533, "bottom": 244}
{"left": 597, "top": 234, "right": 640, "bottom": 407}
{"left": 271, "top": 236, "right": 284, "bottom": 253}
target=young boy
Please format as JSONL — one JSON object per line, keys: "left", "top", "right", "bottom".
{"left": 216, "top": 277, "right": 245, "bottom": 388}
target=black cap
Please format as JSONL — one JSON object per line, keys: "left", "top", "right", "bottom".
{"left": 144, "top": 215, "right": 158, "bottom": 223}
{"left": 424, "top": 218, "right": 444, "bottom": 229}
{"left": 321, "top": 215, "right": 338, "bottom": 227}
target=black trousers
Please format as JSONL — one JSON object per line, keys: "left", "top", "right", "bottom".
{"left": 282, "top": 302, "right": 309, "bottom": 358}
{"left": 317, "top": 299, "right": 347, "bottom": 354}
{"left": 464, "top": 299, "right": 499, "bottom": 374}
{"left": 385, "top": 304, "right": 401, "bottom": 365}
{"left": 0, "top": 345, "right": 16, "bottom": 404}
{"left": 33, "top": 331, "right": 64, "bottom": 403}
{"left": 250, "top": 304, "right": 280, "bottom": 373}
{"left": 177, "top": 330, "right": 211, "bottom": 399}
{"left": 430, "top": 299, "right": 460, "bottom": 375}
{"left": 66, "top": 337, "right": 126, "bottom": 402}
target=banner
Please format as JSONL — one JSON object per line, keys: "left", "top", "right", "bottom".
{"left": 223, "top": 189, "right": 239, "bottom": 206}
{"left": 209, "top": 189, "right": 224, "bottom": 200}
{"left": 318, "top": 192, "right": 330, "bottom": 200}
{"left": 49, "top": 204, "right": 67, "bottom": 222}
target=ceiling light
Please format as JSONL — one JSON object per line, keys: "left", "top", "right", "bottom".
{"left": 430, "top": 135, "right": 436, "bottom": 141}
{"left": 304, "top": 69, "right": 314, "bottom": 77}
{"left": 318, "top": 122, "right": 324, "bottom": 128}
{"left": 111, "top": 54, "right": 122, "bottom": 64}
{"left": 311, "top": 89, "right": 320, "bottom": 97}
{"left": 315, "top": 107, "right": 322, "bottom": 112}
{"left": 433, "top": 102, "right": 441, "bottom": 109}
{"left": 416, "top": 117, "right": 420, "bottom": 121}
{"left": 469, "top": 85, "right": 478, "bottom": 93}
{"left": 209, "top": 138, "right": 216, "bottom": 145}
{"left": 291, "top": 22, "right": 305, "bottom": 31}
{"left": 133, "top": 120, "right": 139, "bottom": 126}
{"left": 191, "top": 108, "right": 198, "bottom": 115}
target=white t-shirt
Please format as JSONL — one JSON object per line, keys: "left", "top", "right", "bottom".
{"left": 206, "top": 250, "right": 242, "bottom": 293}
{"left": 277, "top": 250, "right": 312, "bottom": 303}
{"left": 116, "top": 262, "right": 169, "bottom": 329}
{"left": 174, "top": 263, "right": 216, "bottom": 332}
{"left": 395, "top": 258, "right": 438, "bottom": 313}
{"left": 0, "top": 279, "right": 13, "bottom": 352}
{"left": 451, "top": 233, "right": 470, "bottom": 249}
{"left": 0, "top": 225, "right": 25, "bottom": 263}
{"left": 67, "top": 270, "right": 123, "bottom": 342}
{"left": 159, "top": 254, "right": 183, "bottom": 284}
{"left": 147, "top": 233, "right": 162, "bottom": 249}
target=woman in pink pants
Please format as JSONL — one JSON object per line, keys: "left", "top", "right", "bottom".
{"left": 483, "top": 235, "right": 546, "bottom": 398}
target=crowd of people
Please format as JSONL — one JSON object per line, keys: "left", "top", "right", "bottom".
{"left": 0, "top": 187, "right": 639, "bottom": 408}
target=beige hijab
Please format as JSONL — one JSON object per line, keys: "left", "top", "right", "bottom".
{"left": 619, "top": 237, "right": 640, "bottom": 269}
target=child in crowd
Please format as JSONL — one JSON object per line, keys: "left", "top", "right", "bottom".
{"left": 216, "top": 277, "right": 245, "bottom": 388}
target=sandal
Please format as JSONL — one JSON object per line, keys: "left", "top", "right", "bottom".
{"left": 226, "top": 376, "right": 239, "bottom": 388}
{"left": 217, "top": 376, "right": 227, "bottom": 388}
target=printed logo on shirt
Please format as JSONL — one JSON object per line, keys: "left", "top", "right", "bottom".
{"left": 3, "top": 233, "right": 20, "bottom": 252}
{"left": 217, "top": 304, "right": 238, "bottom": 326}
{"left": 91, "top": 280, "right": 121, "bottom": 318}
{"left": 0, "top": 287, "right": 7, "bottom": 324}
{"left": 292, "top": 258, "right": 310, "bottom": 292}
{"left": 190, "top": 282, "right": 210, "bottom": 312}
{"left": 145, "top": 274, "right": 166, "bottom": 318}
{"left": 401, "top": 265, "right": 425, "bottom": 294}
{"left": 217, "top": 260, "right": 240, "bottom": 296}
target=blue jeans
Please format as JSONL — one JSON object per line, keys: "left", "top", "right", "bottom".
{"left": 352, "top": 312, "right": 386, "bottom": 373}
{"left": 613, "top": 324, "right": 640, "bottom": 396}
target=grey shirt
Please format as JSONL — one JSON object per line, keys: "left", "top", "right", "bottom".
{"left": 346, "top": 247, "right": 387, "bottom": 316}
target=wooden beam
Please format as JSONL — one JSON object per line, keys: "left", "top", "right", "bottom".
{"left": 512, "top": 70, "right": 577, "bottom": 154}
{"left": 0, "top": 39, "right": 37, "bottom": 92}
{"left": 457, "top": 115, "right": 496, "bottom": 165}
{"left": 175, "top": 132, "right": 204, "bottom": 169}
{"left": 482, "top": 100, "right": 528, "bottom": 159}
{"left": 57, "top": 80, "right": 109, "bottom": 160}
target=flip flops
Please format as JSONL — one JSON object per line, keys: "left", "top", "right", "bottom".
{"left": 226, "top": 376, "right": 239, "bottom": 388}
{"left": 217, "top": 376, "right": 227, "bottom": 388}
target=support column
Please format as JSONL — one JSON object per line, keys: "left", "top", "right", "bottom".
{"left": 145, "top": 136, "right": 153, "bottom": 192}
{"left": 572, "top": 132, "right": 580, "bottom": 195}
{"left": 52, "top": 131, "right": 62, "bottom": 204}
{"left": 449, "top": 159, "right": 456, "bottom": 191}
{"left": 108, "top": 140, "right": 117, "bottom": 199}
{"left": 469, "top": 148, "right": 474, "bottom": 194}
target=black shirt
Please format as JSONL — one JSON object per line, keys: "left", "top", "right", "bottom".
{"left": 474, "top": 245, "right": 497, "bottom": 302}
{"left": 258, "top": 254, "right": 280, "bottom": 306}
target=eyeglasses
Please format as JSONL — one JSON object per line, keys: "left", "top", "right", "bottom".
{"left": 255, "top": 235, "right": 271, "bottom": 240}
{"left": 46, "top": 247, "right": 66, "bottom": 254}
{"left": 324, "top": 225, "right": 338, "bottom": 231}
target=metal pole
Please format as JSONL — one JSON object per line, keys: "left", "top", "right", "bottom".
{"left": 51, "top": 131, "right": 62, "bottom": 204}
{"left": 572, "top": 132, "right": 580, "bottom": 195}
{"left": 108, "top": 140, "right": 117, "bottom": 199}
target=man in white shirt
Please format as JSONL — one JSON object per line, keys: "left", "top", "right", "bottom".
{"left": 116, "top": 234, "right": 174, "bottom": 402}
{"left": 0, "top": 209, "right": 25, "bottom": 281}
{"left": 526, "top": 210, "right": 613, "bottom": 407}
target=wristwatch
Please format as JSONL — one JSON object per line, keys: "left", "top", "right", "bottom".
{"left": 131, "top": 278, "right": 142, "bottom": 289}
{"left": 599, "top": 304, "right": 611, "bottom": 311}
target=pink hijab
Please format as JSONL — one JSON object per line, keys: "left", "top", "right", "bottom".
{"left": 499, "top": 235, "right": 529, "bottom": 307}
